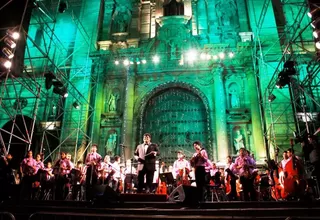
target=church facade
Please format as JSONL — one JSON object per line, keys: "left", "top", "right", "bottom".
{"left": 0, "top": 0, "right": 316, "bottom": 165}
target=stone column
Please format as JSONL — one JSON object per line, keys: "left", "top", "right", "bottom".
{"left": 191, "top": 0, "right": 198, "bottom": 36}
{"left": 100, "top": 1, "right": 114, "bottom": 40}
{"left": 90, "top": 62, "right": 104, "bottom": 149}
{"left": 237, "top": 0, "right": 250, "bottom": 32}
{"left": 246, "top": 68, "right": 265, "bottom": 161}
{"left": 122, "top": 65, "right": 136, "bottom": 159}
{"left": 213, "top": 65, "right": 229, "bottom": 162}
{"left": 197, "top": 0, "right": 208, "bottom": 41}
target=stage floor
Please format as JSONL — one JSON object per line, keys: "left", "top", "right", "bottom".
{"left": 1, "top": 198, "right": 320, "bottom": 220}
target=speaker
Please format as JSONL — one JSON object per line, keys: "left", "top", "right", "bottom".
{"left": 92, "top": 185, "right": 120, "bottom": 203}
{"left": 168, "top": 185, "right": 199, "bottom": 204}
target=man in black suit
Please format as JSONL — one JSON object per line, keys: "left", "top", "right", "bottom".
{"left": 134, "top": 133, "right": 160, "bottom": 193}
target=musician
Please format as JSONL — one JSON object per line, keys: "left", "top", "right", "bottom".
{"left": 190, "top": 141, "right": 208, "bottom": 202}
{"left": 99, "top": 155, "right": 112, "bottom": 184}
{"left": 302, "top": 134, "right": 320, "bottom": 182}
{"left": 279, "top": 151, "right": 289, "bottom": 170}
{"left": 54, "top": 152, "right": 72, "bottom": 200}
{"left": 234, "top": 148, "right": 256, "bottom": 201}
{"left": 172, "top": 151, "right": 190, "bottom": 180}
{"left": 225, "top": 155, "right": 237, "bottom": 200}
{"left": 85, "top": 144, "right": 102, "bottom": 185}
{"left": 111, "top": 155, "right": 121, "bottom": 191}
{"left": 134, "top": 133, "right": 160, "bottom": 193}
{"left": 125, "top": 159, "right": 137, "bottom": 175}
{"left": 0, "top": 147, "right": 11, "bottom": 200}
{"left": 160, "top": 161, "right": 168, "bottom": 173}
{"left": 66, "top": 153, "right": 75, "bottom": 172}
{"left": 20, "top": 150, "right": 37, "bottom": 200}
{"left": 34, "top": 153, "right": 44, "bottom": 173}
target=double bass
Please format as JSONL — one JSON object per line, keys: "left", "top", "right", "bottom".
{"left": 282, "top": 140, "right": 307, "bottom": 199}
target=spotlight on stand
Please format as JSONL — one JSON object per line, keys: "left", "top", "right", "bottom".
{"left": 283, "top": 60, "right": 296, "bottom": 75}
{"left": 268, "top": 94, "right": 276, "bottom": 102}
{"left": 73, "top": 101, "right": 80, "bottom": 109}
{"left": 44, "top": 72, "right": 56, "bottom": 90}
{"left": 53, "top": 86, "right": 68, "bottom": 98}
{"left": 276, "top": 70, "right": 291, "bottom": 89}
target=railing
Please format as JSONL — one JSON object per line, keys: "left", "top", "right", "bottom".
{"left": 0, "top": 212, "right": 15, "bottom": 220}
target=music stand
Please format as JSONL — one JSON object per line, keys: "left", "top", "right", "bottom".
{"left": 159, "top": 172, "right": 174, "bottom": 185}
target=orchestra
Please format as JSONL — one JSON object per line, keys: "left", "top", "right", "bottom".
{"left": 0, "top": 133, "right": 319, "bottom": 203}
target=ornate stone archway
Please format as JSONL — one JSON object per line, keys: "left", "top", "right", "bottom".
{"left": 136, "top": 81, "right": 212, "bottom": 164}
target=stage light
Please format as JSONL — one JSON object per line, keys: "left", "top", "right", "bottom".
{"left": 268, "top": 94, "right": 276, "bottom": 102}
{"left": 136, "top": 60, "right": 141, "bottom": 65}
{"left": 308, "top": 8, "right": 320, "bottom": 19}
{"left": 313, "top": 30, "right": 320, "bottom": 38}
{"left": 186, "top": 49, "right": 197, "bottom": 62}
{"left": 0, "top": 58, "right": 12, "bottom": 69}
{"left": 6, "top": 30, "right": 20, "bottom": 40}
{"left": 213, "top": 55, "right": 218, "bottom": 60}
{"left": 141, "top": 59, "right": 147, "bottom": 64}
{"left": 2, "top": 47, "right": 14, "bottom": 59}
{"left": 114, "top": 60, "right": 119, "bottom": 65}
{"left": 53, "top": 87, "right": 68, "bottom": 98}
{"left": 4, "top": 37, "right": 16, "bottom": 49}
{"left": 311, "top": 17, "right": 320, "bottom": 29}
{"left": 73, "top": 102, "right": 80, "bottom": 109}
{"left": 58, "top": 1, "right": 67, "bottom": 13}
{"left": 219, "top": 52, "right": 225, "bottom": 59}
{"left": 228, "top": 52, "right": 234, "bottom": 58}
{"left": 44, "top": 72, "right": 56, "bottom": 90}
{"left": 152, "top": 55, "right": 160, "bottom": 63}
{"left": 200, "top": 53, "right": 206, "bottom": 60}
{"left": 276, "top": 70, "right": 291, "bottom": 89}
{"left": 316, "top": 41, "right": 320, "bottom": 49}
{"left": 206, "top": 54, "right": 211, "bottom": 60}
{"left": 123, "top": 59, "right": 129, "bottom": 66}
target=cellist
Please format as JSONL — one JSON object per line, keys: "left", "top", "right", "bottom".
{"left": 225, "top": 155, "right": 238, "bottom": 200}
{"left": 172, "top": 151, "right": 190, "bottom": 185}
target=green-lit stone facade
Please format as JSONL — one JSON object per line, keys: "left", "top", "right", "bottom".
{"left": 0, "top": 0, "right": 318, "bottom": 167}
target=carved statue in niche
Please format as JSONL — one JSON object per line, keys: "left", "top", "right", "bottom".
{"left": 233, "top": 126, "right": 245, "bottom": 154}
{"left": 215, "top": 0, "right": 239, "bottom": 30}
{"left": 228, "top": 82, "right": 240, "bottom": 108}
{"left": 105, "top": 130, "right": 117, "bottom": 156}
{"left": 168, "top": 40, "right": 177, "bottom": 60}
{"left": 112, "top": 1, "right": 132, "bottom": 33}
{"left": 108, "top": 89, "right": 120, "bottom": 112}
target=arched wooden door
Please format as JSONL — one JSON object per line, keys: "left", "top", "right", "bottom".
{"left": 141, "top": 87, "right": 209, "bottom": 164}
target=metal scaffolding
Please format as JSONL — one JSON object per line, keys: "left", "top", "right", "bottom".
{"left": 253, "top": 0, "right": 320, "bottom": 159}
{"left": 0, "top": 0, "right": 95, "bottom": 163}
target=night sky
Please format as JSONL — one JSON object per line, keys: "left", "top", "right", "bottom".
{"left": 0, "top": 0, "right": 31, "bottom": 30}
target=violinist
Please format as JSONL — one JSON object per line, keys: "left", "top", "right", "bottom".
{"left": 234, "top": 148, "right": 256, "bottom": 201}
{"left": 190, "top": 141, "right": 208, "bottom": 202}
{"left": 54, "top": 152, "right": 72, "bottom": 200}
{"left": 172, "top": 151, "right": 190, "bottom": 185}
{"left": 20, "top": 150, "right": 37, "bottom": 200}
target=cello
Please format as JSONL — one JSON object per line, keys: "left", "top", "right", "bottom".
{"left": 282, "top": 140, "right": 306, "bottom": 199}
